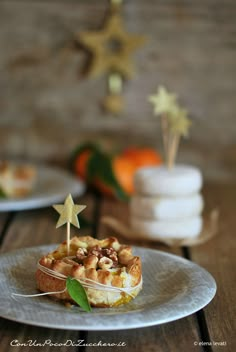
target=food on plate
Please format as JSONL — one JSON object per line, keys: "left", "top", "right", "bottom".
{"left": 0, "top": 161, "right": 36, "bottom": 198}
{"left": 36, "top": 236, "right": 142, "bottom": 308}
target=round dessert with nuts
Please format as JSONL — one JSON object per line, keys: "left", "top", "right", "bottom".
{"left": 36, "top": 236, "right": 142, "bottom": 308}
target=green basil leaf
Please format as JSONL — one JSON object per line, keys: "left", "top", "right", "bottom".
{"left": 66, "top": 277, "right": 91, "bottom": 312}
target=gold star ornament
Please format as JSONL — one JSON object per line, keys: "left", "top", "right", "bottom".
{"left": 149, "top": 85, "right": 192, "bottom": 169}
{"left": 78, "top": 11, "right": 146, "bottom": 79}
{"left": 170, "top": 108, "right": 192, "bottom": 137}
{"left": 148, "top": 86, "right": 178, "bottom": 116}
{"left": 53, "top": 194, "right": 86, "bottom": 229}
{"left": 53, "top": 194, "right": 86, "bottom": 255}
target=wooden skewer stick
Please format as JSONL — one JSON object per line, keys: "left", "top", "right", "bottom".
{"left": 67, "top": 222, "right": 70, "bottom": 256}
{"left": 161, "top": 114, "right": 169, "bottom": 163}
{"left": 167, "top": 133, "right": 180, "bottom": 169}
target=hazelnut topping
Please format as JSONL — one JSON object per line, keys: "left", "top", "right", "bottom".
{"left": 76, "top": 247, "right": 88, "bottom": 261}
{"left": 98, "top": 257, "right": 113, "bottom": 270}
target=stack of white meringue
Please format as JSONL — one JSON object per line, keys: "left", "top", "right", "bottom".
{"left": 130, "top": 164, "right": 204, "bottom": 241}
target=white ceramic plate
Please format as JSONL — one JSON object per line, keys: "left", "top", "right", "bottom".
{"left": 0, "top": 165, "right": 85, "bottom": 211}
{"left": 0, "top": 245, "right": 216, "bottom": 330}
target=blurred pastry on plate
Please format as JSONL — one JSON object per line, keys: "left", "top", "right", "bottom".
{"left": 0, "top": 161, "right": 37, "bottom": 198}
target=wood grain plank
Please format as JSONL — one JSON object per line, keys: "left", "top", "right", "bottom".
{"left": 0, "top": 194, "right": 94, "bottom": 253}
{"left": 0, "top": 319, "right": 80, "bottom": 352}
{"left": 91, "top": 197, "right": 203, "bottom": 352}
{"left": 86, "top": 319, "right": 203, "bottom": 352}
{"left": 0, "top": 194, "right": 95, "bottom": 352}
{"left": 0, "top": 212, "right": 12, "bottom": 246}
{"left": 190, "top": 182, "right": 236, "bottom": 351}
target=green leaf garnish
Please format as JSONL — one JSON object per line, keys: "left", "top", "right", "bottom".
{"left": 0, "top": 188, "right": 7, "bottom": 198}
{"left": 88, "top": 150, "right": 129, "bottom": 201}
{"left": 66, "top": 277, "right": 91, "bottom": 312}
{"left": 69, "top": 142, "right": 100, "bottom": 173}
{"left": 70, "top": 141, "right": 129, "bottom": 201}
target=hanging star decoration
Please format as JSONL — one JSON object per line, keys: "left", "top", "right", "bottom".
{"left": 77, "top": 0, "right": 146, "bottom": 114}
{"left": 78, "top": 11, "right": 145, "bottom": 79}
{"left": 149, "top": 86, "right": 192, "bottom": 169}
{"left": 53, "top": 194, "right": 86, "bottom": 255}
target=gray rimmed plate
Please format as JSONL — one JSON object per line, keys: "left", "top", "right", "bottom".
{"left": 0, "top": 165, "right": 85, "bottom": 211}
{"left": 0, "top": 245, "right": 216, "bottom": 330}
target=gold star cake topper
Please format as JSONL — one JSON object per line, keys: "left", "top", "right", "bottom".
{"left": 53, "top": 194, "right": 86, "bottom": 255}
{"left": 170, "top": 107, "right": 192, "bottom": 137}
{"left": 148, "top": 86, "right": 178, "bottom": 116}
{"left": 77, "top": 0, "right": 146, "bottom": 114}
{"left": 149, "top": 86, "right": 191, "bottom": 169}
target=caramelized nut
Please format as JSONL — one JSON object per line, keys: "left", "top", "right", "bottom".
{"left": 88, "top": 245, "right": 103, "bottom": 259}
{"left": 98, "top": 257, "right": 113, "bottom": 270}
{"left": 76, "top": 247, "right": 88, "bottom": 261}
{"left": 102, "top": 248, "right": 118, "bottom": 264}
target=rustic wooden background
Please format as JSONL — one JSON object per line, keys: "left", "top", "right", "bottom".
{"left": 0, "top": 0, "right": 235, "bottom": 181}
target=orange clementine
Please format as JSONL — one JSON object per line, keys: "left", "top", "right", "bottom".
{"left": 75, "top": 149, "right": 92, "bottom": 180}
{"left": 95, "top": 155, "right": 136, "bottom": 197}
{"left": 122, "top": 147, "right": 162, "bottom": 168}
{"left": 113, "top": 155, "right": 136, "bottom": 195}
{"left": 73, "top": 145, "right": 161, "bottom": 198}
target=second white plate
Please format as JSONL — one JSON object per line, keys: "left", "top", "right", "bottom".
{"left": 0, "top": 165, "right": 85, "bottom": 211}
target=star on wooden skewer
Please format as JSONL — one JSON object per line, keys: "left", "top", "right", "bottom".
{"left": 53, "top": 194, "right": 86, "bottom": 255}
{"left": 169, "top": 108, "right": 192, "bottom": 137}
{"left": 149, "top": 85, "right": 192, "bottom": 169}
{"left": 148, "top": 86, "right": 178, "bottom": 116}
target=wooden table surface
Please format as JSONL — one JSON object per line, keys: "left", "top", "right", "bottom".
{"left": 0, "top": 182, "right": 235, "bottom": 352}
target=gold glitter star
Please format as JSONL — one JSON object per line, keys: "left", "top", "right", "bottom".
{"left": 78, "top": 11, "right": 146, "bottom": 79}
{"left": 53, "top": 194, "right": 86, "bottom": 229}
{"left": 170, "top": 108, "right": 192, "bottom": 137}
{"left": 148, "top": 86, "right": 178, "bottom": 116}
